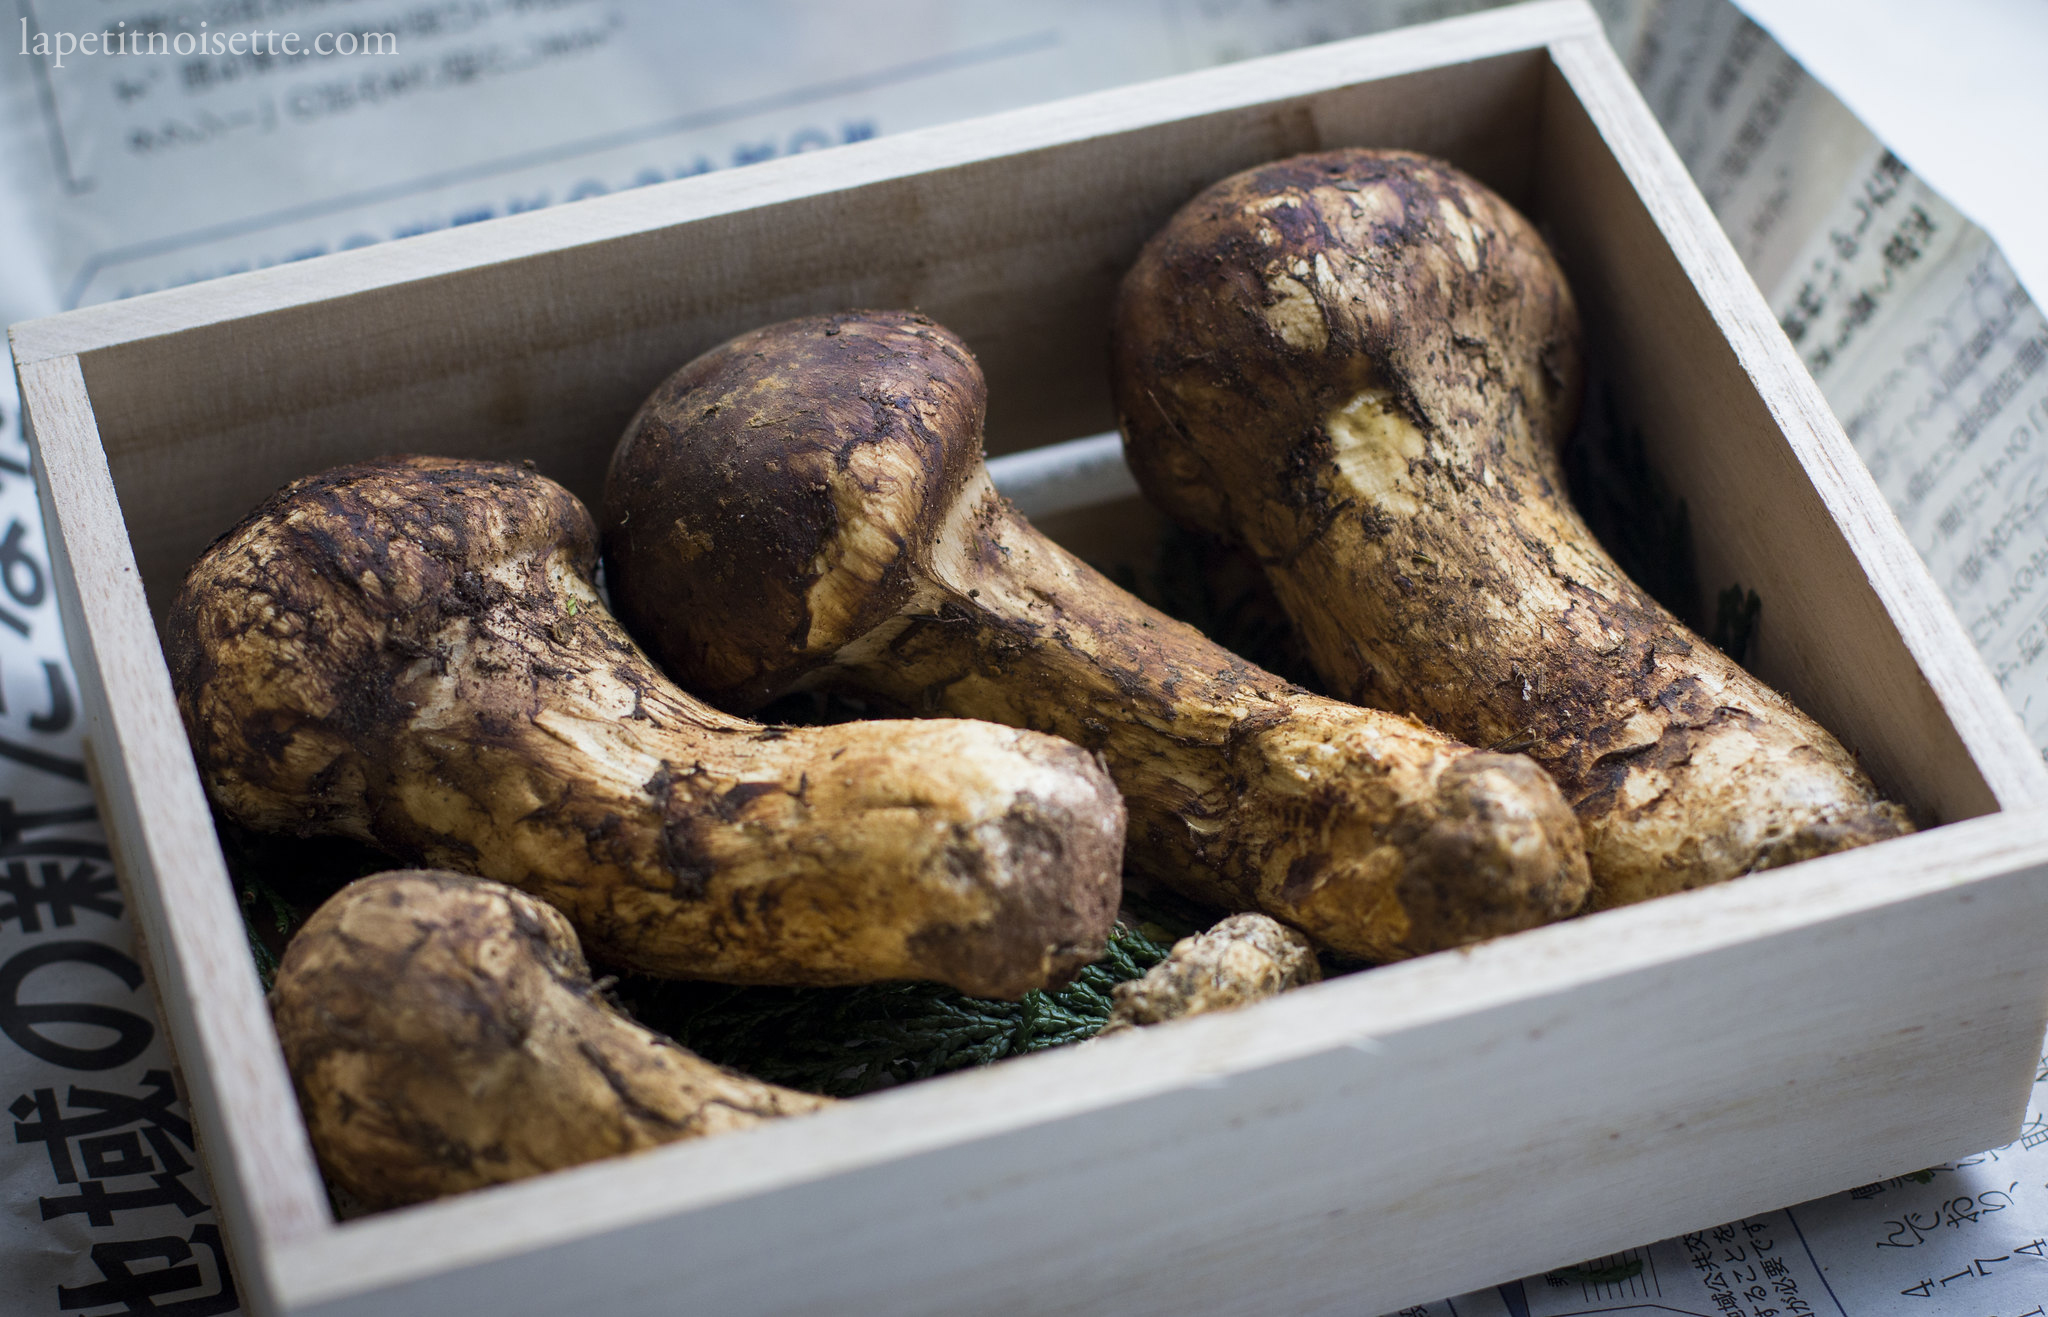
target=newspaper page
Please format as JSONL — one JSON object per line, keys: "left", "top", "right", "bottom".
{"left": 1628, "top": 0, "right": 2048, "bottom": 758}
{"left": 0, "top": 416, "right": 239, "bottom": 1312}
{"left": 3, "top": 1, "right": 2046, "bottom": 1313}
{"left": 1730, "top": 0, "right": 2048, "bottom": 319}
{"left": 1771, "top": 161, "right": 2048, "bottom": 754}
{"left": 1, "top": 0, "right": 1535, "bottom": 314}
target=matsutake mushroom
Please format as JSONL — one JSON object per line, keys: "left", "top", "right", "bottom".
{"left": 1110, "top": 148, "right": 1910, "bottom": 907}
{"left": 272, "top": 870, "right": 831, "bottom": 1209}
{"left": 170, "top": 456, "right": 1124, "bottom": 998}
{"left": 602, "top": 312, "right": 1590, "bottom": 962}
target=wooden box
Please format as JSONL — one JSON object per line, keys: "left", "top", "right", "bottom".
{"left": 15, "top": 3, "right": 2048, "bottom": 1313}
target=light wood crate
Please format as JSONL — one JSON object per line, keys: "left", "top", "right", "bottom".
{"left": 15, "top": 3, "right": 2048, "bottom": 1313}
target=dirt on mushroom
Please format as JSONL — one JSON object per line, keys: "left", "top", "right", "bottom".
{"left": 1109, "top": 148, "right": 1911, "bottom": 907}
{"left": 1097, "top": 912, "right": 1321, "bottom": 1035}
{"left": 272, "top": 870, "right": 830, "bottom": 1209}
{"left": 168, "top": 456, "right": 1126, "bottom": 998}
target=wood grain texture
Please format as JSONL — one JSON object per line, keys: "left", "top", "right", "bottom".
{"left": 273, "top": 808, "right": 2048, "bottom": 1317}
{"left": 11, "top": 3, "right": 2048, "bottom": 1314}
{"left": 16, "top": 354, "right": 330, "bottom": 1316}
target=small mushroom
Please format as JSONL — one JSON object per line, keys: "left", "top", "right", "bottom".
{"left": 169, "top": 456, "right": 1125, "bottom": 998}
{"left": 272, "top": 870, "right": 831, "bottom": 1209}
{"left": 602, "top": 312, "right": 1590, "bottom": 963}
{"left": 1098, "top": 912, "right": 1321, "bottom": 1035}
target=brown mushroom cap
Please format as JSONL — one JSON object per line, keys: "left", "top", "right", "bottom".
{"left": 273, "top": 869, "right": 830, "bottom": 1208}
{"left": 605, "top": 311, "right": 981, "bottom": 711}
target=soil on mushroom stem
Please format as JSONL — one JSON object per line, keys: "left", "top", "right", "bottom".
{"left": 1105, "top": 369, "right": 1761, "bottom": 676}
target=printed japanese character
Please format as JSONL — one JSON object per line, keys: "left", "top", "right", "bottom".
{"left": 0, "top": 941, "right": 153, "bottom": 1069}
{"left": 0, "top": 858, "right": 120, "bottom": 932}
{"left": 31, "top": 660, "right": 75, "bottom": 733}
{"left": 0, "top": 518, "right": 46, "bottom": 612}
{"left": 10, "top": 1071, "right": 210, "bottom": 1228}
{"left": 55, "top": 1223, "right": 236, "bottom": 1315}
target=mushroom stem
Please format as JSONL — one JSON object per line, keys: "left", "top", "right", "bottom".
{"left": 841, "top": 473, "right": 1591, "bottom": 957}
{"left": 1098, "top": 912, "right": 1321, "bottom": 1035}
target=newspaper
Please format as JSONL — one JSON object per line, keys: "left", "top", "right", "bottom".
{"left": 1771, "top": 160, "right": 2048, "bottom": 753}
{"left": 1631, "top": 0, "right": 2048, "bottom": 754}
{"left": 1730, "top": 0, "right": 2048, "bottom": 318}
{"left": 2, "top": 1, "right": 2044, "bottom": 1312}
{"left": 2, "top": 0, "right": 1545, "bottom": 313}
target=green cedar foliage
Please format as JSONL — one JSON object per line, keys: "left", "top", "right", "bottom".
{"left": 617, "top": 915, "right": 1184, "bottom": 1098}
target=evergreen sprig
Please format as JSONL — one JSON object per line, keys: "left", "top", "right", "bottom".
{"left": 620, "top": 917, "right": 1181, "bottom": 1098}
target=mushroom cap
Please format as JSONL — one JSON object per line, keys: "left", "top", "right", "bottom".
{"left": 604, "top": 311, "right": 985, "bottom": 710}
{"left": 1109, "top": 147, "right": 1583, "bottom": 550}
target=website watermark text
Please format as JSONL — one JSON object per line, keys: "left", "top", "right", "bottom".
{"left": 20, "top": 20, "right": 398, "bottom": 68}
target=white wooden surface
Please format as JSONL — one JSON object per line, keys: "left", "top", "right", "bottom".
{"left": 13, "top": 4, "right": 2048, "bottom": 1314}
{"left": 277, "top": 812, "right": 2048, "bottom": 1317}
{"left": 16, "top": 353, "right": 325, "bottom": 1315}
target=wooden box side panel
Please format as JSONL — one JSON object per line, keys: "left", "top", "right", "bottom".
{"left": 18, "top": 354, "right": 331, "bottom": 1314}
{"left": 279, "top": 815, "right": 2048, "bottom": 1317}
{"left": 70, "top": 45, "right": 1550, "bottom": 622}
{"left": 1534, "top": 37, "right": 2047, "bottom": 824}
